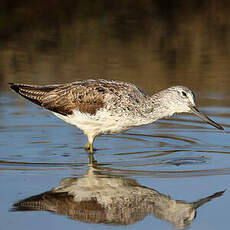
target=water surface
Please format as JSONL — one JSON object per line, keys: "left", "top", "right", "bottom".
{"left": 1, "top": 1, "right": 230, "bottom": 230}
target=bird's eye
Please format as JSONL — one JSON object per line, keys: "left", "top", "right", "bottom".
{"left": 182, "top": 91, "right": 187, "bottom": 97}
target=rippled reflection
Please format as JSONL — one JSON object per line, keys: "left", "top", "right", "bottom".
{"left": 12, "top": 156, "right": 224, "bottom": 230}
{"left": 0, "top": 1, "right": 229, "bottom": 229}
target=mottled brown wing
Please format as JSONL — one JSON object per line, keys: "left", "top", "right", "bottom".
{"left": 9, "top": 79, "right": 143, "bottom": 116}
{"left": 41, "top": 83, "right": 106, "bottom": 115}
{"left": 9, "top": 83, "right": 64, "bottom": 107}
{"left": 9, "top": 82, "right": 107, "bottom": 116}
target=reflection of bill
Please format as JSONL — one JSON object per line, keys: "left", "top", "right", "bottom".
{"left": 12, "top": 165, "right": 224, "bottom": 229}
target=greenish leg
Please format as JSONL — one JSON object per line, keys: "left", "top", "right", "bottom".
{"left": 85, "top": 137, "right": 97, "bottom": 165}
{"left": 84, "top": 137, "right": 95, "bottom": 153}
{"left": 84, "top": 141, "right": 90, "bottom": 150}
{"left": 89, "top": 142, "right": 94, "bottom": 154}
{"left": 88, "top": 152, "right": 95, "bottom": 165}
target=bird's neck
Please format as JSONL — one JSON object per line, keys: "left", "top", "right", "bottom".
{"left": 147, "top": 93, "right": 175, "bottom": 122}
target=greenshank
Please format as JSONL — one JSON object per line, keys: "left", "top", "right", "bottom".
{"left": 9, "top": 79, "right": 223, "bottom": 153}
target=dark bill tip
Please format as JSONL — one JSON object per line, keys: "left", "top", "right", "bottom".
{"left": 190, "top": 106, "right": 224, "bottom": 130}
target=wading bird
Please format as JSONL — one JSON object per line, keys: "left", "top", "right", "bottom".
{"left": 10, "top": 79, "right": 223, "bottom": 153}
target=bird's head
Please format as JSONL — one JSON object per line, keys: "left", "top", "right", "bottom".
{"left": 162, "top": 86, "right": 224, "bottom": 130}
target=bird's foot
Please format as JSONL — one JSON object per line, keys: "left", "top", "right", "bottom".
{"left": 84, "top": 141, "right": 90, "bottom": 150}
{"left": 84, "top": 141, "right": 94, "bottom": 154}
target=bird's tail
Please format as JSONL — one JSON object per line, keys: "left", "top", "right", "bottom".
{"left": 9, "top": 83, "right": 61, "bottom": 106}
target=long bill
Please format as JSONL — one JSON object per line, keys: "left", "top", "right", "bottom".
{"left": 189, "top": 106, "right": 224, "bottom": 130}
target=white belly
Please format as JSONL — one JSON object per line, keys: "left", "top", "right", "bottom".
{"left": 53, "top": 110, "right": 143, "bottom": 138}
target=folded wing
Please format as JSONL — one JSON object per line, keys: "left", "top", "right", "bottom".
{"left": 9, "top": 81, "right": 107, "bottom": 116}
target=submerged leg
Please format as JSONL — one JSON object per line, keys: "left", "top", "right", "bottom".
{"left": 89, "top": 142, "right": 94, "bottom": 153}
{"left": 84, "top": 136, "right": 95, "bottom": 153}
{"left": 84, "top": 141, "right": 90, "bottom": 150}
{"left": 88, "top": 152, "right": 97, "bottom": 165}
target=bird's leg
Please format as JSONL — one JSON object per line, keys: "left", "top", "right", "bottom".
{"left": 88, "top": 152, "right": 97, "bottom": 165}
{"left": 84, "top": 141, "right": 90, "bottom": 150}
{"left": 89, "top": 142, "right": 94, "bottom": 154}
{"left": 88, "top": 152, "right": 94, "bottom": 165}
{"left": 84, "top": 136, "right": 95, "bottom": 153}
{"left": 84, "top": 141, "right": 94, "bottom": 153}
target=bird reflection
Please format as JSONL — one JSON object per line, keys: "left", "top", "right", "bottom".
{"left": 12, "top": 155, "right": 224, "bottom": 229}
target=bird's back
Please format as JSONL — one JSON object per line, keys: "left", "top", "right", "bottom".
{"left": 9, "top": 79, "right": 150, "bottom": 117}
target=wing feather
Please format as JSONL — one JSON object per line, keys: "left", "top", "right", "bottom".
{"left": 10, "top": 81, "right": 109, "bottom": 115}
{"left": 10, "top": 79, "right": 146, "bottom": 116}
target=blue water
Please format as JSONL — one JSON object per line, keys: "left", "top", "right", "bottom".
{"left": 1, "top": 91, "right": 229, "bottom": 230}
{"left": 1, "top": 2, "right": 230, "bottom": 229}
